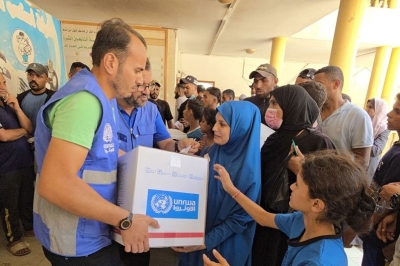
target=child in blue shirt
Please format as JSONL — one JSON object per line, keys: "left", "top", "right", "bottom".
{"left": 205, "top": 149, "right": 375, "bottom": 266}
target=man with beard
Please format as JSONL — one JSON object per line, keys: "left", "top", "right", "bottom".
{"left": 148, "top": 80, "right": 174, "bottom": 129}
{"left": 245, "top": 63, "right": 279, "bottom": 125}
{"left": 33, "top": 18, "right": 160, "bottom": 265}
{"left": 17, "top": 63, "right": 54, "bottom": 132}
{"left": 117, "top": 59, "right": 198, "bottom": 266}
{"left": 174, "top": 83, "right": 186, "bottom": 118}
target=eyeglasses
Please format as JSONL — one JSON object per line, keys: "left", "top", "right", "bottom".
{"left": 135, "top": 84, "right": 155, "bottom": 91}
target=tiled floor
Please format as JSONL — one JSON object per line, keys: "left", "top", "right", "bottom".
{"left": 345, "top": 246, "right": 364, "bottom": 266}
{"left": 0, "top": 224, "right": 179, "bottom": 266}
{"left": 0, "top": 223, "right": 363, "bottom": 266}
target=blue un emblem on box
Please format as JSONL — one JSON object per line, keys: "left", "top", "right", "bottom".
{"left": 146, "top": 189, "right": 199, "bottom": 219}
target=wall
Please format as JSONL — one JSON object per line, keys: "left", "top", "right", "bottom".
{"left": 0, "top": 0, "right": 66, "bottom": 96}
{"left": 178, "top": 52, "right": 400, "bottom": 109}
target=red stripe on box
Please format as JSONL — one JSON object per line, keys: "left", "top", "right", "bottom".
{"left": 112, "top": 228, "right": 203, "bottom": 238}
{"left": 148, "top": 232, "right": 204, "bottom": 238}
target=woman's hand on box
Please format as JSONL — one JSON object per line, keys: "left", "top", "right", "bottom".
{"left": 203, "top": 249, "right": 230, "bottom": 266}
{"left": 213, "top": 164, "right": 237, "bottom": 196}
{"left": 171, "top": 244, "right": 206, "bottom": 253}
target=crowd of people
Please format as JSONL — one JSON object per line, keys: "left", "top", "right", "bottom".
{"left": 1, "top": 17, "right": 400, "bottom": 266}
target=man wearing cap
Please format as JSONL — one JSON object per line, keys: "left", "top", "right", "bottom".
{"left": 177, "top": 75, "right": 200, "bottom": 132}
{"left": 148, "top": 80, "right": 174, "bottom": 129}
{"left": 295, "top": 68, "right": 316, "bottom": 85}
{"left": 245, "top": 63, "right": 279, "bottom": 125}
{"left": 17, "top": 63, "right": 54, "bottom": 132}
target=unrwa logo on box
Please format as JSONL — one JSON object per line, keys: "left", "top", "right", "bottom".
{"left": 146, "top": 189, "right": 199, "bottom": 219}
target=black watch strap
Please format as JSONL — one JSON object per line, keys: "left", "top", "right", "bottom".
{"left": 118, "top": 212, "right": 133, "bottom": 230}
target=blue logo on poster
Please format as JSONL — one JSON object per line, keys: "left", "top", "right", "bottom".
{"left": 147, "top": 189, "right": 199, "bottom": 219}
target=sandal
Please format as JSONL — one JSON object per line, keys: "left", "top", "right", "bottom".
{"left": 6, "top": 241, "right": 31, "bottom": 256}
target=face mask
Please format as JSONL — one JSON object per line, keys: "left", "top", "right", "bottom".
{"left": 265, "top": 108, "right": 282, "bottom": 130}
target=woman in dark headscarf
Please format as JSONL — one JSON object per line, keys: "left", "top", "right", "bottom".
{"left": 174, "top": 101, "right": 261, "bottom": 266}
{"left": 252, "top": 84, "right": 335, "bottom": 266}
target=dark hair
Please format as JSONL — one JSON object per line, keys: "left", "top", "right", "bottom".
{"left": 315, "top": 66, "right": 344, "bottom": 90}
{"left": 92, "top": 18, "right": 147, "bottom": 67}
{"left": 342, "top": 93, "right": 352, "bottom": 102}
{"left": 206, "top": 87, "right": 222, "bottom": 104}
{"left": 186, "top": 99, "right": 204, "bottom": 121}
{"left": 223, "top": 89, "right": 235, "bottom": 100}
{"left": 145, "top": 58, "right": 151, "bottom": 71}
{"left": 197, "top": 85, "right": 205, "bottom": 94}
{"left": 301, "top": 150, "right": 375, "bottom": 234}
{"left": 298, "top": 68, "right": 316, "bottom": 80}
{"left": 298, "top": 81, "right": 327, "bottom": 110}
{"left": 202, "top": 107, "right": 217, "bottom": 133}
{"left": 70, "top": 62, "right": 90, "bottom": 72}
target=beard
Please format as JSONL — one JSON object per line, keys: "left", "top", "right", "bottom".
{"left": 123, "top": 93, "right": 147, "bottom": 108}
{"left": 29, "top": 81, "right": 42, "bottom": 91}
{"left": 150, "top": 93, "right": 158, "bottom": 100}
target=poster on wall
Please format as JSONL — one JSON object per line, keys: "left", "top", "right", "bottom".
{"left": 62, "top": 22, "right": 167, "bottom": 98}
{"left": 0, "top": 0, "right": 66, "bottom": 96}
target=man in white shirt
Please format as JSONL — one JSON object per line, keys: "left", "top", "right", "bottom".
{"left": 314, "top": 66, "right": 373, "bottom": 168}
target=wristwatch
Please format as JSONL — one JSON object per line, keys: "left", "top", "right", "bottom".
{"left": 118, "top": 212, "right": 133, "bottom": 230}
{"left": 390, "top": 193, "right": 400, "bottom": 211}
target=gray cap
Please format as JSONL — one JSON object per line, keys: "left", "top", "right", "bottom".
{"left": 249, "top": 63, "right": 277, "bottom": 79}
{"left": 26, "top": 63, "right": 48, "bottom": 76}
{"left": 179, "top": 75, "right": 198, "bottom": 85}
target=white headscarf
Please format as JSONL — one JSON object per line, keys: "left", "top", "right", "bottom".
{"left": 369, "top": 98, "right": 388, "bottom": 139}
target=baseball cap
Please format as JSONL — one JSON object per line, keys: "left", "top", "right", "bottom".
{"left": 151, "top": 80, "right": 161, "bottom": 87}
{"left": 249, "top": 63, "right": 277, "bottom": 79}
{"left": 297, "top": 68, "right": 316, "bottom": 80}
{"left": 179, "top": 75, "right": 198, "bottom": 85}
{"left": 26, "top": 63, "right": 48, "bottom": 76}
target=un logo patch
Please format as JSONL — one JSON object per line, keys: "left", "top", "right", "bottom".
{"left": 103, "top": 123, "right": 113, "bottom": 142}
{"left": 151, "top": 194, "right": 173, "bottom": 214}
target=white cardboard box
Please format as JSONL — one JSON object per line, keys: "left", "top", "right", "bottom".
{"left": 112, "top": 146, "right": 209, "bottom": 247}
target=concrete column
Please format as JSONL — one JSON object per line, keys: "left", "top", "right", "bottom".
{"left": 329, "top": 0, "right": 367, "bottom": 93}
{"left": 365, "top": 47, "right": 391, "bottom": 102}
{"left": 389, "top": 0, "right": 398, "bottom": 8}
{"left": 381, "top": 48, "right": 400, "bottom": 105}
{"left": 270, "top": 37, "right": 286, "bottom": 79}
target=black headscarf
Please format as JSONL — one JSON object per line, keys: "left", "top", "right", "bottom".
{"left": 261, "top": 84, "right": 319, "bottom": 186}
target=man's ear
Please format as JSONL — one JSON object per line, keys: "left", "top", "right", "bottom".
{"left": 274, "top": 77, "right": 279, "bottom": 86}
{"left": 102, "top": 53, "right": 119, "bottom": 75}
{"left": 333, "top": 79, "right": 341, "bottom": 90}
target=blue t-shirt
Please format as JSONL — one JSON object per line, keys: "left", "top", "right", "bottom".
{"left": 21, "top": 91, "right": 48, "bottom": 132}
{"left": 187, "top": 127, "right": 203, "bottom": 141}
{"left": 0, "top": 103, "right": 33, "bottom": 174}
{"left": 117, "top": 101, "right": 170, "bottom": 151}
{"left": 275, "top": 212, "right": 347, "bottom": 266}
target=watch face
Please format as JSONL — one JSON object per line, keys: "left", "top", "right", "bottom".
{"left": 121, "top": 220, "right": 131, "bottom": 230}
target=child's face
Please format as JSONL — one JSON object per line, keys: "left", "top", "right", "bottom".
{"left": 213, "top": 113, "right": 230, "bottom": 145}
{"left": 200, "top": 116, "right": 212, "bottom": 134}
{"left": 289, "top": 171, "right": 312, "bottom": 212}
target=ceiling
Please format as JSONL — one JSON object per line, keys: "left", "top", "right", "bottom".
{"left": 27, "top": 0, "right": 399, "bottom": 66}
